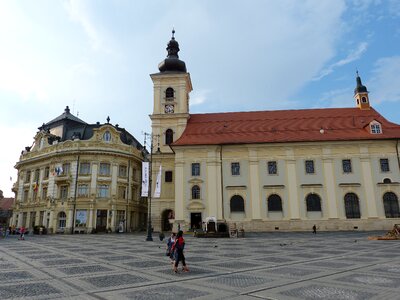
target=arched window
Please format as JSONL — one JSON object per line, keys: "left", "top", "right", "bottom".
{"left": 166, "top": 87, "right": 174, "bottom": 99}
{"left": 383, "top": 178, "right": 392, "bottom": 184}
{"left": 191, "top": 185, "right": 200, "bottom": 199}
{"left": 383, "top": 192, "right": 400, "bottom": 218}
{"left": 306, "top": 194, "right": 321, "bottom": 211}
{"left": 58, "top": 211, "right": 66, "bottom": 229}
{"left": 165, "top": 129, "right": 173, "bottom": 145}
{"left": 230, "top": 195, "right": 245, "bottom": 212}
{"left": 268, "top": 194, "right": 282, "bottom": 211}
{"left": 344, "top": 193, "right": 361, "bottom": 218}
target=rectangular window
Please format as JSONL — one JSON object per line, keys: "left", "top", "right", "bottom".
{"left": 44, "top": 167, "right": 50, "bottom": 179}
{"left": 191, "top": 163, "right": 200, "bottom": 176}
{"left": 30, "top": 211, "right": 36, "bottom": 228}
{"left": 25, "top": 170, "right": 31, "bottom": 183}
{"left": 78, "top": 184, "right": 89, "bottom": 197}
{"left": 267, "top": 161, "right": 277, "bottom": 175}
{"left": 60, "top": 185, "right": 68, "bottom": 199}
{"left": 42, "top": 186, "right": 48, "bottom": 200}
{"left": 118, "top": 186, "right": 127, "bottom": 199}
{"left": 371, "top": 124, "right": 381, "bottom": 134}
{"left": 380, "top": 158, "right": 390, "bottom": 172}
{"left": 62, "top": 163, "right": 70, "bottom": 175}
{"left": 97, "top": 184, "right": 109, "bottom": 198}
{"left": 79, "top": 162, "right": 91, "bottom": 175}
{"left": 118, "top": 165, "right": 127, "bottom": 177}
{"left": 23, "top": 190, "right": 29, "bottom": 202}
{"left": 342, "top": 159, "right": 352, "bottom": 173}
{"left": 99, "top": 163, "right": 111, "bottom": 176}
{"left": 305, "top": 160, "right": 315, "bottom": 174}
{"left": 34, "top": 169, "right": 40, "bottom": 181}
{"left": 165, "top": 171, "right": 173, "bottom": 182}
{"left": 39, "top": 211, "right": 44, "bottom": 226}
{"left": 231, "top": 162, "right": 240, "bottom": 176}
{"left": 116, "top": 210, "right": 125, "bottom": 224}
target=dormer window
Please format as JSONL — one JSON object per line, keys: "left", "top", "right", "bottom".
{"left": 103, "top": 131, "right": 111, "bottom": 142}
{"left": 370, "top": 122, "right": 382, "bottom": 134}
{"left": 165, "top": 87, "right": 174, "bottom": 100}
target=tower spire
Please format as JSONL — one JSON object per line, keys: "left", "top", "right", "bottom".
{"left": 158, "top": 29, "right": 187, "bottom": 73}
{"left": 353, "top": 71, "right": 370, "bottom": 110}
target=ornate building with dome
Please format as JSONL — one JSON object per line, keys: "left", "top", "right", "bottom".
{"left": 10, "top": 107, "right": 146, "bottom": 234}
{"left": 150, "top": 31, "right": 400, "bottom": 232}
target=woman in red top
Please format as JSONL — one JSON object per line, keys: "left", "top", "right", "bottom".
{"left": 172, "top": 230, "right": 189, "bottom": 273}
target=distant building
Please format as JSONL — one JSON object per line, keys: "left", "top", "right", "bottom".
{"left": 0, "top": 190, "right": 14, "bottom": 227}
{"left": 10, "top": 108, "right": 146, "bottom": 233}
{"left": 150, "top": 31, "right": 400, "bottom": 232}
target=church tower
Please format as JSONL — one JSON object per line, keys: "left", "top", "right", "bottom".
{"left": 150, "top": 30, "right": 193, "bottom": 153}
{"left": 149, "top": 30, "right": 192, "bottom": 231}
{"left": 354, "top": 71, "right": 370, "bottom": 110}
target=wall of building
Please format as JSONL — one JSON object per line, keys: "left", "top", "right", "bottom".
{"left": 11, "top": 125, "right": 146, "bottom": 234}
{"left": 166, "top": 139, "right": 400, "bottom": 232}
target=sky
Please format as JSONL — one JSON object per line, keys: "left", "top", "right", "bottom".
{"left": 1, "top": 0, "right": 400, "bottom": 197}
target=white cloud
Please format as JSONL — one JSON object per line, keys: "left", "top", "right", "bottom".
{"left": 0, "top": 123, "right": 37, "bottom": 197}
{"left": 369, "top": 56, "right": 400, "bottom": 104}
{"left": 312, "top": 42, "right": 368, "bottom": 81}
{"left": 64, "top": 0, "right": 112, "bottom": 53}
{"left": 190, "top": 89, "right": 210, "bottom": 106}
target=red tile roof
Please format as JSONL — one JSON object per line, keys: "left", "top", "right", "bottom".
{"left": 172, "top": 107, "right": 400, "bottom": 146}
{"left": 0, "top": 198, "right": 14, "bottom": 211}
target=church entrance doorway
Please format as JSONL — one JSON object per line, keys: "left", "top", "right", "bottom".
{"left": 96, "top": 210, "right": 107, "bottom": 232}
{"left": 190, "top": 212, "right": 202, "bottom": 230}
{"left": 161, "top": 209, "right": 174, "bottom": 232}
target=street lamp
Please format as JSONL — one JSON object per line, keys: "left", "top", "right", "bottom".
{"left": 143, "top": 132, "right": 160, "bottom": 241}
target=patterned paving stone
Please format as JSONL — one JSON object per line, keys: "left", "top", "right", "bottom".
{"left": 205, "top": 274, "right": 274, "bottom": 288}
{"left": 123, "top": 285, "right": 209, "bottom": 300}
{"left": 257, "top": 256, "right": 294, "bottom": 263}
{"left": 42, "top": 258, "right": 86, "bottom": 266}
{"left": 372, "top": 263, "right": 400, "bottom": 274}
{"left": 125, "top": 260, "right": 164, "bottom": 268}
{"left": 84, "top": 273, "right": 149, "bottom": 288}
{"left": 0, "top": 282, "right": 62, "bottom": 299}
{"left": 0, "top": 263, "right": 17, "bottom": 269}
{"left": 58, "top": 265, "right": 112, "bottom": 275}
{"left": 99, "top": 255, "right": 137, "bottom": 261}
{"left": 335, "top": 273, "right": 400, "bottom": 287}
{"left": 268, "top": 267, "right": 320, "bottom": 278}
{"left": 185, "top": 255, "right": 216, "bottom": 263}
{"left": 158, "top": 266, "right": 217, "bottom": 276}
{"left": 279, "top": 284, "right": 377, "bottom": 299}
{"left": 0, "top": 271, "right": 34, "bottom": 281}
{"left": 26, "top": 254, "right": 65, "bottom": 259}
{"left": 210, "top": 261, "right": 259, "bottom": 269}
{"left": 306, "top": 260, "right": 352, "bottom": 268}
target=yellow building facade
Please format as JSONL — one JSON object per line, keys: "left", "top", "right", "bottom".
{"left": 150, "top": 32, "right": 400, "bottom": 232}
{"left": 11, "top": 107, "right": 146, "bottom": 234}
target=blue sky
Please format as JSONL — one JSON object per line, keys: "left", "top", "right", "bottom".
{"left": 1, "top": 0, "right": 400, "bottom": 197}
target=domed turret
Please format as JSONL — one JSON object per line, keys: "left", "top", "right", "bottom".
{"left": 354, "top": 71, "right": 368, "bottom": 95}
{"left": 158, "top": 29, "right": 187, "bottom": 73}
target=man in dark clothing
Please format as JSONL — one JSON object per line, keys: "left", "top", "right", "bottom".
{"left": 312, "top": 224, "right": 317, "bottom": 234}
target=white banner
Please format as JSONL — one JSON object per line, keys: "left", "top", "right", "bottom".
{"left": 153, "top": 165, "right": 162, "bottom": 198}
{"left": 141, "top": 162, "right": 149, "bottom": 197}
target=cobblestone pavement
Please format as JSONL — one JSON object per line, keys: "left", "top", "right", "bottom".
{"left": 1, "top": 231, "right": 399, "bottom": 299}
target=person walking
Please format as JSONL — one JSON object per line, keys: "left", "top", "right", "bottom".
{"left": 171, "top": 230, "right": 189, "bottom": 273}
{"left": 312, "top": 224, "right": 317, "bottom": 234}
{"left": 19, "top": 226, "right": 25, "bottom": 240}
{"left": 166, "top": 232, "right": 176, "bottom": 264}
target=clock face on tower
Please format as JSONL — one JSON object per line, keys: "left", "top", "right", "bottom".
{"left": 165, "top": 104, "right": 174, "bottom": 113}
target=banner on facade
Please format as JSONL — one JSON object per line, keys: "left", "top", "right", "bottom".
{"left": 153, "top": 165, "right": 162, "bottom": 198}
{"left": 141, "top": 162, "right": 149, "bottom": 197}
{"left": 75, "top": 210, "right": 87, "bottom": 227}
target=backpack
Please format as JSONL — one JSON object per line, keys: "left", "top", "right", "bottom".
{"left": 175, "top": 237, "right": 185, "bottom": 250}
